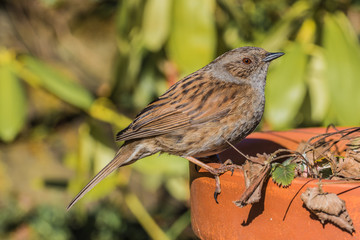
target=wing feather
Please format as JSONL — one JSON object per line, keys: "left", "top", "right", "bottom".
{"left": 116, "top": 75, "right": 241, "bottom": 142}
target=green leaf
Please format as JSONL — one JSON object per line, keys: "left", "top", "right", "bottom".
{"left": 167, "top": 0, "right": 216, "bottom": 75}
{"left": 271, "top": 161, "right": 297, "bottom": 187}
{"left": 323, "top": 12, "right": 360, "bottom": 125}
{"left": 307, "top": 48, "right": 330, "bottom": 122}
{"left": 133, "top": 67, "right": 158, "bottom": 109}
{"left": 132, "top": 153, "right": 188, "bottom": 177}
{"left": 0, "top": 52, "right": 26, "bottom": 142}
{"left": 262, "top": 1, "right": 310, "bottom": 50}
{"left": 265, "top": 42, "right": 307, "bottom": 129}
{"left": 166, "top": 210, "right": 191, "bottom": 240}
{"left": 22, "top": 56, "right": 94, "bottom": 111}
{"left": 165, "top": 177, "right": 189, "bottom": 201}
{"left": 67, "top": 123, "right": 118, "bottom": 203}
{"left": 142, "top": 0, "right": 171, "bottom": 51}
{"left": 132, "top": 153, "right": 189, "bottom": 201}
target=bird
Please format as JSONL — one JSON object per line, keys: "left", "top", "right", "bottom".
{"left": 67, "top": 46, "right": 284, "bottom": 210}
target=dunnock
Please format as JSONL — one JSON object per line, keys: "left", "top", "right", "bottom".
{"left": 67, "top": 46, "right": 284, "bottom": 209}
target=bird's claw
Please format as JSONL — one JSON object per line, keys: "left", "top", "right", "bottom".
{"left": 214, "top": 191, "right": 219, "bottom": 204}
{"left": 210, "top": 160, "right": 241, "bottom": 204}
{"left": 213, "top": 175, "right": 221, "bottom": 204}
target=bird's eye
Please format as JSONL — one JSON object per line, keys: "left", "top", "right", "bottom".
{"left": 242, "top": 58, "right": 252, "bottom": 64}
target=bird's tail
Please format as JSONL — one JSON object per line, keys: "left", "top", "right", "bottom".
{"left": 67, "top": 144, "right": 139, "bottom": 210}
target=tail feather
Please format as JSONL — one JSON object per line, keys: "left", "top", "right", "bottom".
{"left": 67, "top": 146, "right": 135, "bottom": 210}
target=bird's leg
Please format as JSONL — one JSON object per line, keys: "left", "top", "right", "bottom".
{"left": 185, "top": 156, "right": 241, "bottom": 203}
{"left": 192, "top": 155, "right": 219, "bottom": 173}
{"left": 185, "top": 156, "right": 219, "bottom": 175}
{"left": 186, "top": 156, "right": 222, "bottom": 203}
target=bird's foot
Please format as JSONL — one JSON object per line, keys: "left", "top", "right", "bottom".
{"left": 212, "top": 159, "right": 241, "bottom": 176}
{"left": 185, "top": 157, "right": 241, "bottom": 204}
{"left": 211, "top": 159, "right": 241, "bottom": 203}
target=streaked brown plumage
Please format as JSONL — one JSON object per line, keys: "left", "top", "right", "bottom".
{"left": 67, "top": 47, "right": 284, "bottom": 210}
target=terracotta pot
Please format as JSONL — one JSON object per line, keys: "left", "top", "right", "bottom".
{"left": 190, "top": 127, "right": 360, "bottom": 240}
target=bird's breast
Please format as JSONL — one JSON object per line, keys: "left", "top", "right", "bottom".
{"left": 190, "top": 88, "right": 265, "bottom": 157}
{"left": 221, "top": 92, "right": 264, "bottom": 141}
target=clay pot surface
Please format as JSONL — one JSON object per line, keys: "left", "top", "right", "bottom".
{"left": 190, "top": 127, "right": 360, "bottom": 240}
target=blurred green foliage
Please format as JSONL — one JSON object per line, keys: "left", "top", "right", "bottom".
{"left": 0, "top": 0, "right": 359, "bottom": 239}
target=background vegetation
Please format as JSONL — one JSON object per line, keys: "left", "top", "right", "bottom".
{"left": 0, "top": 0, "right": 359, "bottom": 239}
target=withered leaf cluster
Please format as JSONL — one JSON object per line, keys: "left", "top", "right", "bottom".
{"left": 295, "top": 127, "right": 360, "bottom": 180}
{"left": 234, "top": 153, "right": 271, "bottom": 207}
{"left": 231, "top": 127, "right": 360, "bottom": 234}
{"left": 301, "top": 187, "right": 354, "bottom": 233}
{"left": 296, "top": 140, "right": 330, "bottom": 167}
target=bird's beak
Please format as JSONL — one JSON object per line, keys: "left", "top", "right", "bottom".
{"left": 263, "top": 52, "right": 285, "bottom": 62}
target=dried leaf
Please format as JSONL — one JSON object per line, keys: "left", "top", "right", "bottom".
{"left": 234, "top": 154, "right": 271, "bottom": 208}
{"left": 301, "top": 187, "right": 354, "bottom": 233}
{"left": 334, "top": 150, "right": 360, "bottom": 179}
{"left": 347, "top": 137, "right": 360, "bottom": 152}
{"left": 301, "top": 187, "right": 343, "bottom": 215}
{"left": 347, "top": 150, "right": 360, "bottom": 162}
{"left": 243, "top": 156, "right": 265, "bottom": 189}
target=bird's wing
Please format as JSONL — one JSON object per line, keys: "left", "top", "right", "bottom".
{"left": 116, "top": 75, "right": 238, "bottom": 142}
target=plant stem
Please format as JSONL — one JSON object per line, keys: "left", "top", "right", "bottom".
{"left": 125, "top": 192, "right": 170, "bottom": 240}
